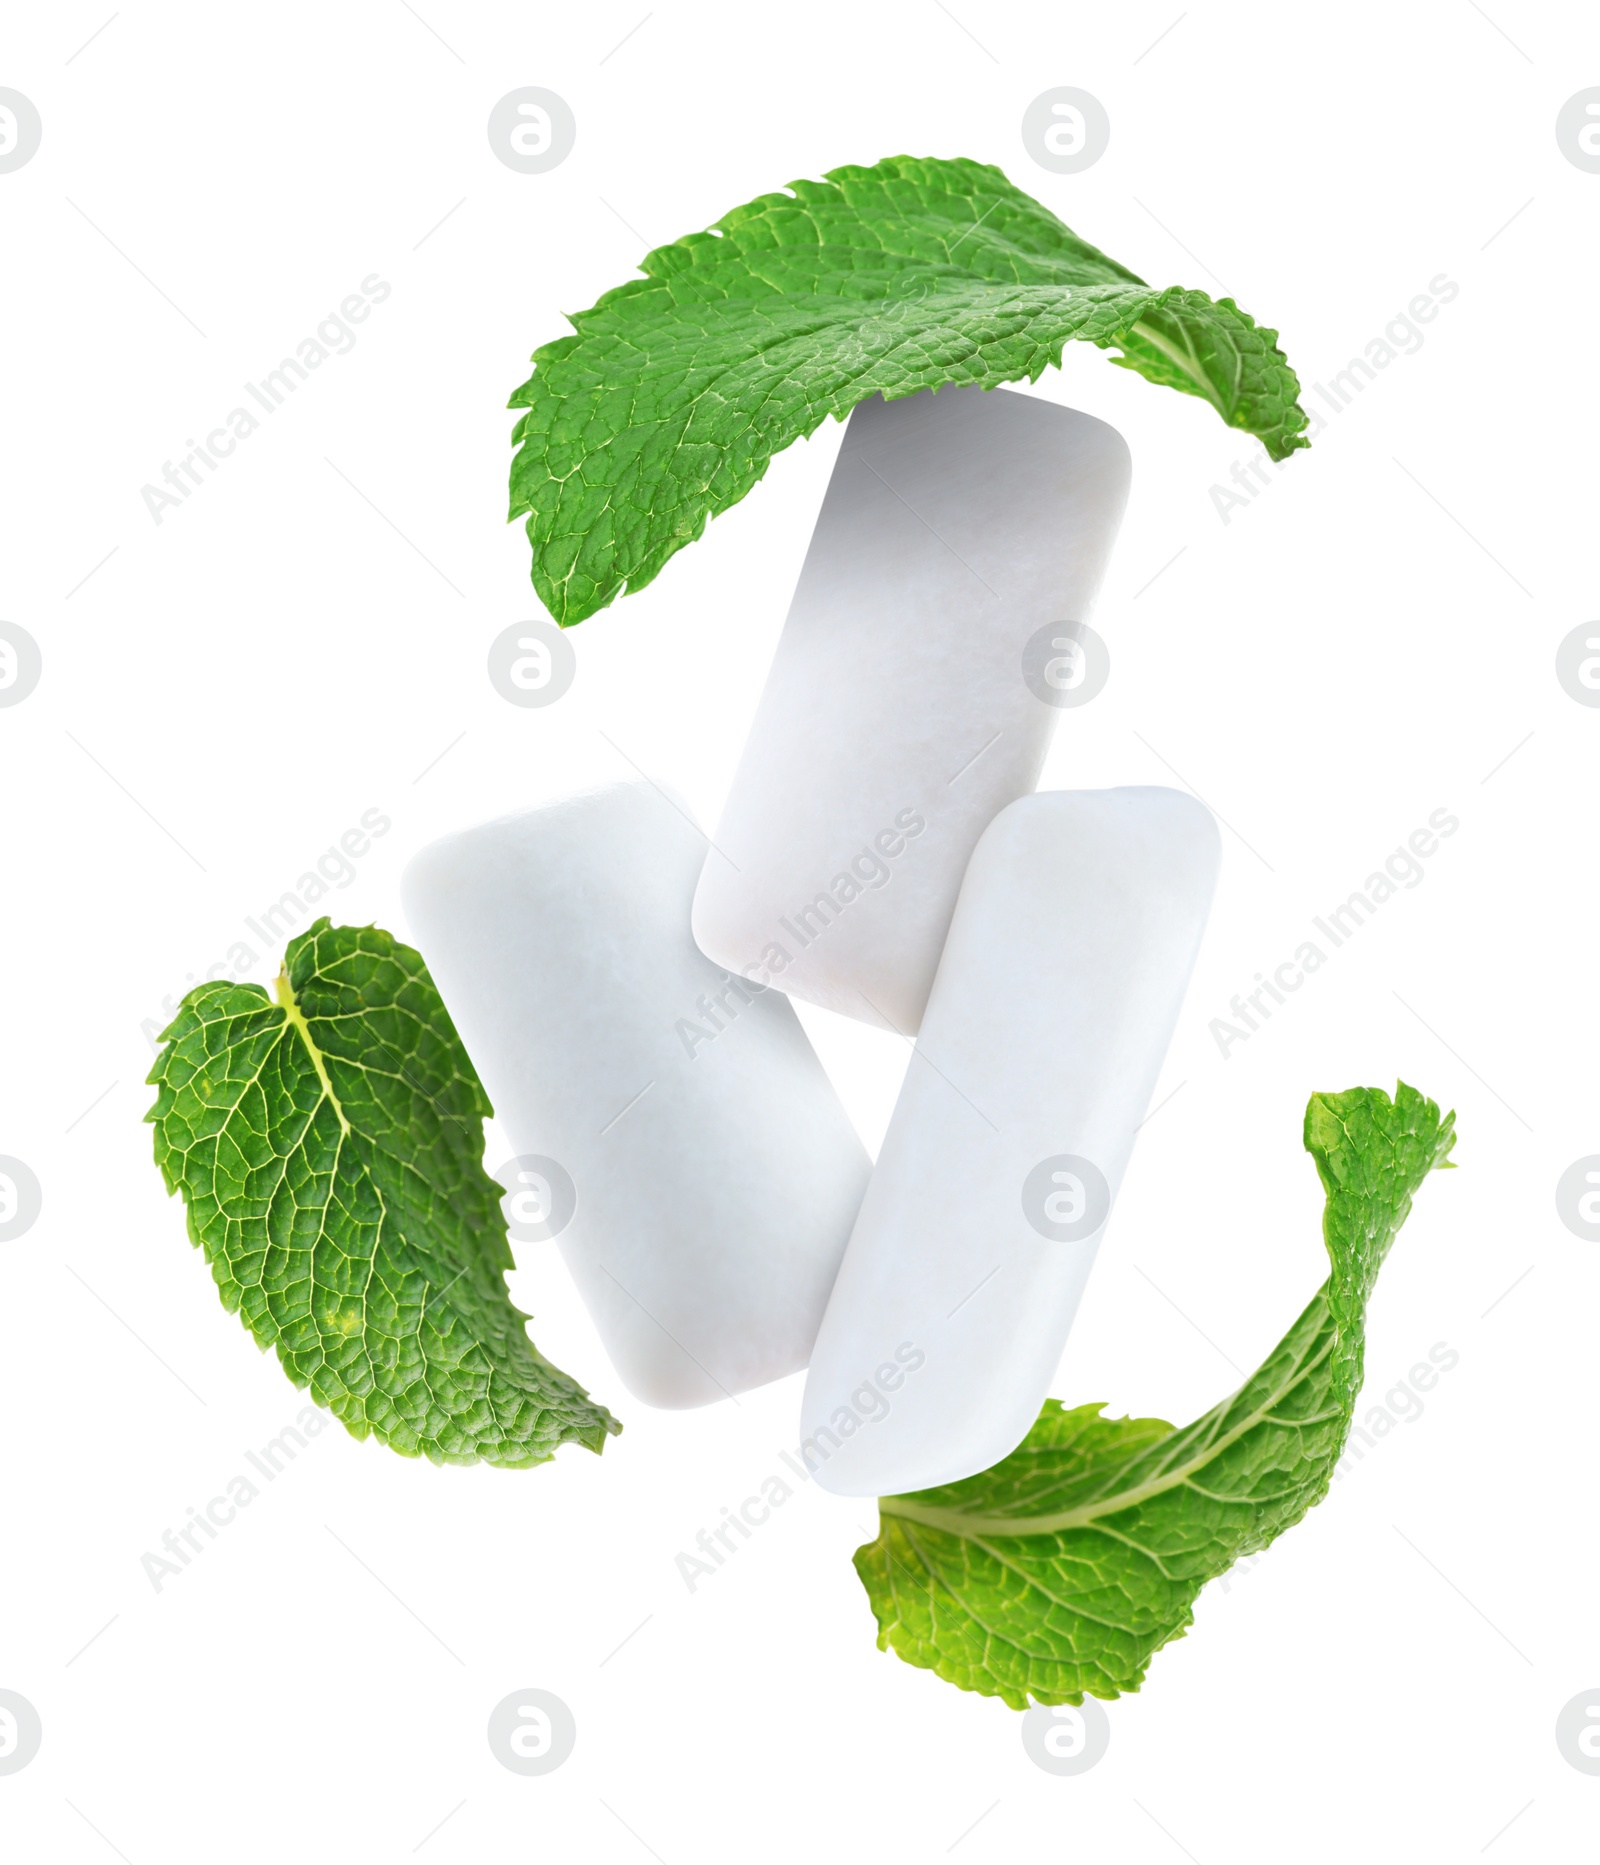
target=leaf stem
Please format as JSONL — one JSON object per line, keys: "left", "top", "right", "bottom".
{"left": 274, "top": 964, "right": 352, "bottom": 1135}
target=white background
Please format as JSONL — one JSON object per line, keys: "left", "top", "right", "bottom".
{"left": 2, "top": 2, "right": 1596, "bottom": 1857}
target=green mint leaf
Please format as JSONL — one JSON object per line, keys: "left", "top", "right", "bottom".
{"left": 146, "top": 918, "right": 621, "bottom": 1467}
{"left": 853, "top": 1082, "right": 1455, "bottom": 1707}
{"left": 509, "top": 153, "right": 1310, "bottom": 626}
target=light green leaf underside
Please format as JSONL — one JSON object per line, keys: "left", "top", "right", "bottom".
{"left": 853, "top": 1082, "right": 1455, "bottom": 1707}
{"left": 509, "top": 153, "right": 1311, "bottom": 625}
{"left": 146, "top": 918, "right": 620, "bottom": 1468}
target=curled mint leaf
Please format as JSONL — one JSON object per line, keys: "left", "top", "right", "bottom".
{"left": 146, "top": 919, "right": 620, "bottom": 1468}
{"left": 509, "top": 153, "right": 1310, "bottom": 625}
{"left": 853, "top": 1082, "right": 1455, "bottom": 1707}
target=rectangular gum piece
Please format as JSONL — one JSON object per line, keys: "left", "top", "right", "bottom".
{"left": 692, "top": 384, "right": 1131, "bottom": 1035}
{"left": 401, "top": 783, "right": 871, "bottom": 1408}
{"left": 799, "top": 787, "right": 1220, "bottom": 1495}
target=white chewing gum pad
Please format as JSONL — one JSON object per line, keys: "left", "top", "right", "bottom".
{"left": 800, "top": 787, "right": 1220, "bottom": 1496}
{"left": 691, "top": 383, "right": 1131, "bottom": 1035}
{"left": 400, "top": 782, "right": 871, "bottom": 1409}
